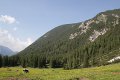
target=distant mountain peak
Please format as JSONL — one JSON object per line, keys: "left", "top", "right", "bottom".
{"left": 0, "top": 45, "right": 14, "bottom": 56}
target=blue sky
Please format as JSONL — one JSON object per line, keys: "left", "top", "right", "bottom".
{"left": 0, "top": 0, "right": 120, "bottom": 51}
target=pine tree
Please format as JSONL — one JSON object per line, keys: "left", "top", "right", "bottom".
{"left": 0, "top": 54, "right": 2, "bottom": 67}
{"left": 3, "top": 56, "right": 9, "bottom": 67}
{"left": 83, "top": 47, "right": 89, "bottom": 68}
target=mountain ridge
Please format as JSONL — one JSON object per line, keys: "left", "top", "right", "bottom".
{"left": 0, "top": 45, "right": 14, "bottom": 56}
{"left": 13, "top": 9, "right": 120, "bottom": 69}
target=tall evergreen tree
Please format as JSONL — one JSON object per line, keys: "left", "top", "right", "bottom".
{"left": 0, "top": 54, "right": 2, "bottom": 67}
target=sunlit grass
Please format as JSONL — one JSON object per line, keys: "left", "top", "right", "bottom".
{"left": 0, "top": 63, "right": 120, "bottom": 80}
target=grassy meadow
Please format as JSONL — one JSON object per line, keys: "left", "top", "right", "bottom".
{"left": 0, "top": 63, "right": 120, "bottom": 80}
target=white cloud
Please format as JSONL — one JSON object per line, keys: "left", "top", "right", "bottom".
{"left": 0, "top": 15, "right": 16, "bottom": 24}
{"left": 13, "top": 27, "right": 17, "bottom": 31}
{"left": 0, "top": 28, "right": 33, "bottom": 51}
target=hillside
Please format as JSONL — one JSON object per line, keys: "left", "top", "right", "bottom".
{"left": 0, "top": 45, "right": 14, "bottom": 56}
{"left": 1, "top": 9, "right": 120, "bottom": 69}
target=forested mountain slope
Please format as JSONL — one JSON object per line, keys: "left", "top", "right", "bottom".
{"left": 8, "top": 9, "right": 120, "bottom": 69}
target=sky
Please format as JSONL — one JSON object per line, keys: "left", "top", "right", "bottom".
{"left": 0, "top": 0, "right": 120, "bottom": 52}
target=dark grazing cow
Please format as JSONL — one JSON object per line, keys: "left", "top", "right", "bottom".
{"left": 23, "top": 69, "right": 29, "bottom": 73}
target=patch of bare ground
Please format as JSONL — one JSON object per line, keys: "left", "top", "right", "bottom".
{"left": 80, "top": 77, "right": 89, "bottom": 80}
{"left": 112, "top": 72, "right": 120, "bottom": 75}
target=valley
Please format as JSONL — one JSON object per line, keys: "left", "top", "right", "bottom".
{"left": 0, "top": 0, "right": 120, "bottom": 80}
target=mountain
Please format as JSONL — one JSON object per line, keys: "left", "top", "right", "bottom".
{"left": 15, "top": 9, "right": 120, "bottom": 69}
{"left": 0, "top": 45, "right": 14, "bottom": 56}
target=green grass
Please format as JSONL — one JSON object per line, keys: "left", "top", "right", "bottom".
{"left": 0, "top": 63, "right": 120, "bottom": 80}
